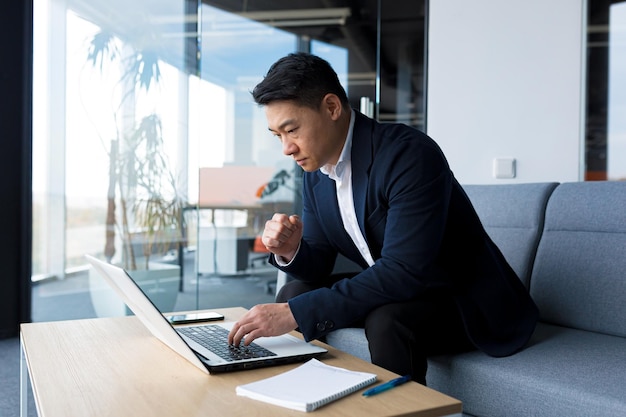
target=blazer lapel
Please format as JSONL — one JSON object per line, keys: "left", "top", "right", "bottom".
{"left": 312, "top": 175, "right": 353, "bottom": 248}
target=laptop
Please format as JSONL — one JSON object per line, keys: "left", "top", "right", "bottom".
{"left": 85, "top": 254, "right": 327, "bottom": 374}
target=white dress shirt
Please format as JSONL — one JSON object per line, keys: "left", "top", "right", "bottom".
{"left": 276, "top": 110, "right": 375, "bottom": 268}
{"left": 320, "top": 110, "right": 375, "bottom": 267}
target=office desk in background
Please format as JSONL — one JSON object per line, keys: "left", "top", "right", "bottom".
{"left": 20, "top": 307, "right": 462, "bottom": 417}
{"left": 195, "top": 166, "right": 287, "bottom": 276}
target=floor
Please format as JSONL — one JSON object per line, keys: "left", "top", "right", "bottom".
{"left": 1, "top": 249, "right": 278, "bottom": 417}
{"left": 31, "top": 249, "right": 277, "bottom": 322}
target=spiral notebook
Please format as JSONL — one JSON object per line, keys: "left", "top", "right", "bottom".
{"left": 236, "top": 359, "right": 377, "bottom": 412}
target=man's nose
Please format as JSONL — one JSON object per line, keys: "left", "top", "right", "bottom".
{"left": 282, "top": 139, "right": 297, "bottom": 156}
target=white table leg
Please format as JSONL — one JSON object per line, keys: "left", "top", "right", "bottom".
{"left": 20, "top": 335, "right": 28, "bottom": 417}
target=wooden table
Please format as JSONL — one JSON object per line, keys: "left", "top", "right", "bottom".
{"left": 20, "top": 307, "right": 462, "bottom": 417}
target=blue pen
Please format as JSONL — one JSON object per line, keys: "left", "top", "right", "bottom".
{"left": 362, "top": 374, "right": 412, "bottom": 397}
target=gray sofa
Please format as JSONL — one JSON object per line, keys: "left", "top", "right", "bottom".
{"left": 281, "top": 181, "right": 626, "bottom": 416}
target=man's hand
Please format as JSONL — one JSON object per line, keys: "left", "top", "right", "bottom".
{"left": 227, "top": 303, "right": 298, "bottom": 346}
{"left": 262, "top": 213, "right": 303, "bottom": 262}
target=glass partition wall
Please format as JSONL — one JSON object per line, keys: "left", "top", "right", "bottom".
{"left": 31, "top": 0, "right": 428, "bottom": 321}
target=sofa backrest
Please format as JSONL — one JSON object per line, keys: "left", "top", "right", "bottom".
{"left": 462, "top": 182, "right": 558, "bottom": 288}
{"left": 529, "top": 181, "right": 626, "bottom": 337}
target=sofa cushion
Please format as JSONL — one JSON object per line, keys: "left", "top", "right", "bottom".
{"left": 462, "top": 182, "right": 558, "bottom": 287}
{"left": 325, "top": 328, "right": 371, "bottom": 362}
{"left": 427, "top": 323, "right": 626, "bottom": 417}
{"left": 529, "top": 181, "right": 626, "bottom": 336}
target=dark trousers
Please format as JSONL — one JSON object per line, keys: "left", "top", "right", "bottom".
{"left": 276, "top": 278, "right": 475, "bottom": 385}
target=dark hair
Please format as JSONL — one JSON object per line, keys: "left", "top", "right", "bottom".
{"left": 252, "top": 52, "right": 350, "bottom": 110}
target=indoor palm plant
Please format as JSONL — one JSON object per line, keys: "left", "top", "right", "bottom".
{"left": 86, "top": 27, "right": 185, "bottom": 315}
{"left": 87, "top": 29, "right": 185, "bottom": 271}
{"left": 106, "top": 113, "right": 185, "bottom": 271}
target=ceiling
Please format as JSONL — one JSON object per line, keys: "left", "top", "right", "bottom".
{"left": 67, "top": 0, "right": 427, "bottom": 120}
{"left": 203, "top": 0, "right": 427, "bottom": 119}
{"left": 204, "top": 0, "right": 426, "bottom": 83}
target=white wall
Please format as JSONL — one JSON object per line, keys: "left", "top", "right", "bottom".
{"left": 426, "top": 0, "right": 587, "bottom": 184}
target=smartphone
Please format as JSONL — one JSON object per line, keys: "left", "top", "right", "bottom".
{"left": 166, "top": 311, "right": 225, "bottom": 325}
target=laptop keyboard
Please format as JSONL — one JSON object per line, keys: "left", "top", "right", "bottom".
{"left": 178, "top": 325, "right": 277, "bottom": 362}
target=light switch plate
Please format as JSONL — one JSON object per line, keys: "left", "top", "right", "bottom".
{"left": 493, "top": 158, "right": 516, "bottom": 179}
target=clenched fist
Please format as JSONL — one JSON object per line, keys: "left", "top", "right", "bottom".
{"left": 262, "top": 213, "right": 303, "bottom": 263}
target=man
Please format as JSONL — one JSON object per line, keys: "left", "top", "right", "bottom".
{"left": 228, "top": 52, "right": 539, "bottom": 384}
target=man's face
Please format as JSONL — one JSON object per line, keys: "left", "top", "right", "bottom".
{"left": 265, "top": 96, "right": 345, "bottom": 172}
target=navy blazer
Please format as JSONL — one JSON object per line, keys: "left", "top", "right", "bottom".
{"left": 274, "top": 111, "right": 539, "bottom": 358}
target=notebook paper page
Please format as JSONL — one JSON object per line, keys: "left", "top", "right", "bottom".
{"left": 236, "top": 358, "right": 377, "bottom": 412}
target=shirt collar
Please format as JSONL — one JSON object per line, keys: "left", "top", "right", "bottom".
{"left": 321, "top": 109, "right": 355, "bottom": 180}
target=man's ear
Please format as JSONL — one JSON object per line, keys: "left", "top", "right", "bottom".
{"left": 321, "top": 93, "right": 342, "bottom": 120}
